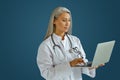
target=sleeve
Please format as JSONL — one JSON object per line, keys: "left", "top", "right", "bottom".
{"left": 36, "top": 42, "right": 72, "bottom": 80}
{"left": 75, "top": 37, "right": 96, "bottom": 78}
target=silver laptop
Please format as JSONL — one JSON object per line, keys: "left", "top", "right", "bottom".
{"left": 76, "top": 40, "right": 115, "bottom": 67}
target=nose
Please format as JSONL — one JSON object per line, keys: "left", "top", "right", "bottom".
{"left": 65, "top": 21, "right": 69, "bottom": 26}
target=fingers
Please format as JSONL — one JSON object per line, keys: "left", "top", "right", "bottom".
{"left": 74, "top": 58, "right": 84, "bottom": 64}
{"left": 89, "top": 63, "right": 105, "bottom": 69}
{"left": 70, "top": 58, "right": 85, "bottom": 67}
{"left": 77, "top": 59, "right": 85, "bottom": 64}
{"left": 99, "top": 63, "right": 105, "bottom": 67}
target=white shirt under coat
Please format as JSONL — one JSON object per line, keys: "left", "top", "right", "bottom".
{"left": 37, "top": 33, "right": 96, "bottom": 80}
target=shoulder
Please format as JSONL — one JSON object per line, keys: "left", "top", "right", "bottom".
{"left": 37, "top": 36, "right": 53, "bottom": 59}
{"left": 38, "top": 36, "right": 52, "bottom": 49}
{"left": 68, "top": 34, "right": 81, "bottom": 42}
{"left": 68, "top": 34, "right": 83, "bottom": 47}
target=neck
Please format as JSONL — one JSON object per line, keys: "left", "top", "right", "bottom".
{"left": 54, "top": 31, "right": 65, "bottom": 40}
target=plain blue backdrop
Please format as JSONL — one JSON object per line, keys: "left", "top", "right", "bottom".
{"left": 0, "top": 0, "right": 120, "bottom": 80}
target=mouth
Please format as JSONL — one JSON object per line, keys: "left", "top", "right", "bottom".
{"left": 64, "top": 27, "right": 69, "bottom": 29}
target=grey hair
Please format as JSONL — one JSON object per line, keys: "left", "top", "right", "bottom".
{"left": 44, "top": 7, "right": 72, "bottom": 40}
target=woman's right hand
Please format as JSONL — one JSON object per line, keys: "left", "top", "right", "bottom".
{"left": 70, "top": 58, "right": 85, "bottom": 67}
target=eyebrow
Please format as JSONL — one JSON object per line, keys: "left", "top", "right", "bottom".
{"left": 62, "top": 17, "right": 71, "bottom": 19}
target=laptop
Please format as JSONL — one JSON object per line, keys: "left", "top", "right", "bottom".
{"left": 76, "top": 40, "right": 115, "bottom": 67}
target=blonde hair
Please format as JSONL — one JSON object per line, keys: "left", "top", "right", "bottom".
{"left": 44, "top": 7, "right": 72, "bottom": 40}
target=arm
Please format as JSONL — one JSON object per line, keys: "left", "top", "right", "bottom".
{"left": 37, "top": 42, "right": 72, "bottom": 80}
{"left": 76, "top": 37, "right": 96, "bottom": 78}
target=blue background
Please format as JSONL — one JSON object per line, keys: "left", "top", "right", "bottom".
{"left": 0, "top": 0, "right": 120, "bottom": 80}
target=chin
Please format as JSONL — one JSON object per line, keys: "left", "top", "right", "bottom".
{"left": 65, "top": 30, "right": 69, "bottom": 33}
{"left": 64, "top": 29, "right": 69, "bottom": 32}
{"left": 61, "top": 29, "right": 69, "bottom": 33}
{"left": 62, "top": 31, "right": 68, "bottom": 33}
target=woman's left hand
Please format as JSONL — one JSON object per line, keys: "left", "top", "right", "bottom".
{"left": 89, "top": 63, "right": 105, "bottom": 69}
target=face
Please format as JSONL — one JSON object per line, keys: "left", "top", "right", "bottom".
{"left": 53, "top": 12, "right": 71, "bottom": 34}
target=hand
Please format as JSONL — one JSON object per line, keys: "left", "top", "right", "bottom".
{"left": 70, "top": 58, "right": 85, "bottom": 67}
{"left": 96, "top": 63, "right": 105, "bottom": 68}
{"left": 89, "top": 63, "right": 105, "bottom": 69}
{"left": 99, "top": 63, "right": 105, "bottom": 67}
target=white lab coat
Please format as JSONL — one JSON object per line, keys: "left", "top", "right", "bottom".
{"left": 37, "top": 33, "right": 96, "bottom": 80}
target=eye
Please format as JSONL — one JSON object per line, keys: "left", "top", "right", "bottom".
{"left": 62, "top": 19, "right": 66, "bottom": 22}
{"left": 68, "top": 19, "right": 71, "bottom": 22}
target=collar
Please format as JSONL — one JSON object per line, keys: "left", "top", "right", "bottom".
{"left": 53, "top": 33, "right": 67, "bottom": 41}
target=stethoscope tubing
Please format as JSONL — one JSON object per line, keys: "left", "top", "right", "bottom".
{"left": 51, "top": 33, "right": 83, "bottom": 59}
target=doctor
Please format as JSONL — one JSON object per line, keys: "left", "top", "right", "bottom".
{"left": 37, "top": 7, "right": 102, "bottom": 80}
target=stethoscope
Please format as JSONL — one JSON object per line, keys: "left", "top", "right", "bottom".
{"left": 51, "top": 33, "right": 84, "bottom": 59}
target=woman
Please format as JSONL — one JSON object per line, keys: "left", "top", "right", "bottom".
{"left": 37, "top": 7, "right": 102, "bottom": 80}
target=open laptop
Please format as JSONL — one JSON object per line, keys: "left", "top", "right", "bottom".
{"left": 76, "top": 40, "right": 115, "bottom": 67}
